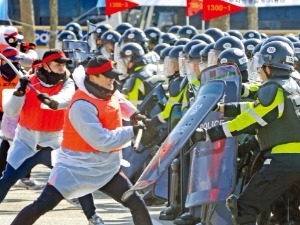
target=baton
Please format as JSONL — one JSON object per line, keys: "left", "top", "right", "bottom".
{"left": 0, "top": 53, "right": 51, "bottom": 105}
{"left": 133, "top": 128, "right": 143, "bottom": 151}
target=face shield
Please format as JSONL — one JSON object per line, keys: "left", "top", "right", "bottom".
{"left": 156, "top": 58, "right": 165, "bottom": 76}
{"left": 163, "top": 56, "right": 178, "bottom": 77}
{"left": 248, "top": 52, "right": 265, "bottom": 82}
{"left": 178, "top": 51, "right": 187, "bottom": 77}
{"left": 207, "top": 49, "right": 221, "bottom": 67}
{"left": 199, "top": 56, "right": 208, "bottom": 72}
{"left": 186, "top": 59, "right": 201, "bottom": 87}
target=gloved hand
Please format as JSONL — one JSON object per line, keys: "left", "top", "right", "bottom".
{"left": 20, "top": 42, "right": 28, "bottom": 53}
{"left": 14, "top": 77, "right": 30, "bottom": 96}
{"left": 212, "top": 103, "right": 223, "bottom": 112}
{"left": 37, "top": 93, "right": 59, "bottom": 110}
{"left": 28, "top": 42, "right": 36, "bottom": 50}
{"left": 191, "top": 128, "right": 207, "bottom": 143}
{"left": 133, "top": 122, "right": 146, "bottom": 136}
{"left": 130, "top": 111, "right": 147, "bottom": 125}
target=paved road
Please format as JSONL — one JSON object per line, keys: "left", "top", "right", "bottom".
{"left": 0, "top": 165, "right": 174, "bottom": 225}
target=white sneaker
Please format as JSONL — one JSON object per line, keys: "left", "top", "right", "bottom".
{"left": 65, "top": 198, "right": 82, "bottom": 208}
{"left": 88, "top": 213, "right": 105, "bottom": 225}
{"left": 14, "top": 178, "right": 44, "bottom": 190}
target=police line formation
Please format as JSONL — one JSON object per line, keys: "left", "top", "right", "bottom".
{"left": 0, "top": 21, "right": 300, "bottom": 225}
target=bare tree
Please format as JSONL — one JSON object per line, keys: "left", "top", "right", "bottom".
{"left": 247, "top": 7, "right": 258, "bottom": 30}
{"left": 209, "top": 15, "right": 230, "bottom": 31}
{"left": 49, "top": 0, "right": 58, "bottom": 48}
{"left": 19, "top": 0, "right": 35, "bottom": 42}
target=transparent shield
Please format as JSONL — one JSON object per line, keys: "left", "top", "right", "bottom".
{"left": 207, "top": 49, "right": 220, "bottom": 67}
{"left": 156, "top": 59, "right": 165, "bottom": 76}
{"left": 163, "top": 56, "right": 176, "bottom": 77}
{"left": 178, "top": 51, "right": 187, "bottom": 77}
{"left": 186, "top": 60, "right": 200, "bottom": 87}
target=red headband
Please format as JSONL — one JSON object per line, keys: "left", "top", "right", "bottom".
{"left": 42, "top": 52, "right": 66, "bottom": 64}
{"left": 86, "top": 61, "right": 113, "bottom": 75}
{"left": 4, "top": 31, "right": 18, "bottom": 37}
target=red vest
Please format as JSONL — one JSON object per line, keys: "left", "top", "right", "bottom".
{"left": 61, "top": 89, "right": 122, "bottom": 152}
{"left": 19, "top": 75, "right": 65, "bottom": 131}
{"left": 0, "top": 74, "right": 19, "bottom": 112}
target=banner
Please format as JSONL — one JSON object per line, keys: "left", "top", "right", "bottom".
{"left": 186, "top": 0, "right": 203, "bottom": 17}
{"left": 221, "top": 0, "right": 300, "bottom": 7}
{"left": 105, "top": 0, "right": 139, "bottom": 16}
{"left": 0, "top": 0, "right": 8, "bottom": 20}
{"left": 134, "top": 0, "right": 186, "bottom": 6}
{"left": 202, "top": 0, "right": 244, "bottom": 21}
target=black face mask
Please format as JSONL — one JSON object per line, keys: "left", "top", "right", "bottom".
{"left": 0, "top": 62, "right": 20, "bottom": 82}
{"left": 36, "top": 67, "right": 66, "bottom": 85}
{"left": 84, "top": 77, "right": 118, "bottom": 100}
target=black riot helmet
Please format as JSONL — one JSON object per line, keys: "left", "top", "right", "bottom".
{"left": 169, "top": 45, "right": 184, "bottom": 59}
{"left": 152, "top": 43, "right": 170, "bottom": 57}
{"left": 122, "top": 27, "right": 149, "bottom": 44}
{"left": 227, "top": 29, "right": 243, "bottom": 40}
{"left": 121, "top": 27, "right": 150, "bottom": 53}
{"left": 263, "top": 35, "right": 295, "bottom": 52}
{"left": 214, "top": 35, "right": 245, "bottom": 52}
{"left": 100, "top": 30, "right": 121, "bottom": 45}
{"left": 144, "top": 27, "right": 162, "bottom": 46}
{"left": 174, "top": 38, "right": 190, "bottom": 46}
{"left": 189, "top": 42, "right": 208, "bottom": 60}
{"left": 167, "top": 25, "right": 182, "bottom": 35}
{"left": 243, "top": 30, "right": 261, "bottom": 40}
{"left": 191, "top": 33, "right": 215, "bottom": 44}
{"left": 160, "top": 46, "right": 174, "bottom": 60}
{"left": 255, "top": 41, "right": 295, "bottom": 75}
{"left": 57, "top": 30, "right": 77, "bottom": 41}
{"left": 243, "top": 38, "right": 262, "bottom": 59}
{"left": 115, "top": 22, "right": 133, "bottom": 35}
{"left": 218, "top": 48, "right": 248, "bottom": 72}
{"left": 183, "top": 39, "right": 205, "bottom": 55}
{"left": 200, "top": 43, "right": 214, "bottom": 61}
{"left": 64, "top": 22, "right": 83, "bottom": 39}
{"left": 94, "top": 24, "right": 113, "bottom": 39}
{"left": 119, "top": 42, "right": 146, "bottom": 63}
{"left": 203, "top": 28, "right": 225, "bottom": 41}
{"left": 158, "top": 33, "right": 178, "bottom": 46}
{"left": 176, "top": 25, "right": 198, "bottom": 39}
{"left": 283, "top": 34, "right": 299, "bottom": 43}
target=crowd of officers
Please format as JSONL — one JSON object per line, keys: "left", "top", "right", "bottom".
{"left": 0, "top": 20, "right": 300, "bottom": 225}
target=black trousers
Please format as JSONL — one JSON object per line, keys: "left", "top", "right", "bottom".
{"left": 11, "top": 170, "right": 153, "bottom": 225}
{"left": 236, "top": 164, "right": 300, "bottom": 225}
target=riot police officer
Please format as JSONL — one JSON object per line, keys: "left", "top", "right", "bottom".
{"left": 193, "top": 40, "right": 300, "bottom": 225}
{"left": 119, "top": 42, "right": 161, "bottom": 108}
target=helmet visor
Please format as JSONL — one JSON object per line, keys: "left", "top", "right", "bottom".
{"left": 163, "top": 56, "right": 178, "bottom": 77}
{"left": 207, "top": 49, "right": 220, "bottom": 67}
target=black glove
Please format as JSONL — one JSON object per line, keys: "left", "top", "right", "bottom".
{"left": 37, "top": 93, "right": 59, "bottom": 110}
{"left": 130, "top": 111, "right": 147, "bottom": 125}
{"left": 191, "top": 128, "right": 207, "bottom": 143}
{"left": 133, "top": 122, "right": 146, "bottom": 136}
{"left": 14, "top": 77, "right": 30, "bottom": 96}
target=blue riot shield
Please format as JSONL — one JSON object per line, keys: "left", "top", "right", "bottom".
{"left": 122, "top": 78, "right": 226, "bottom": 201}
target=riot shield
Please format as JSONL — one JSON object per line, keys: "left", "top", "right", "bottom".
{"left": 122, "top": 79, "right": 226, "bottom": 201}
{"left": 186, "top": 64, "right": 241, "bottom": 208}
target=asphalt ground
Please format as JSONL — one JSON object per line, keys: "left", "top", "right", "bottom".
{"left": 0, "top": 165, "right": 174, "bottom": 225}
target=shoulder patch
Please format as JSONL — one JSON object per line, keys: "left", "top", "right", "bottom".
{"left": 257, "top": 82, "right": 279, "bottom": 107}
